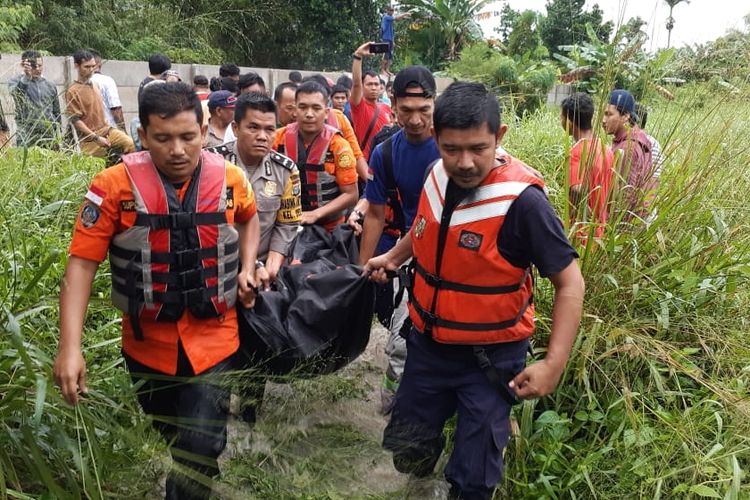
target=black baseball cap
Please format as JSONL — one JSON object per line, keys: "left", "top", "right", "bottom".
{"left": 392, "top": 65, "right": 436, "bottom": 99}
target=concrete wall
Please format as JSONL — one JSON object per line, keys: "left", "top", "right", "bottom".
{"left": 546, "top": 83, "right": 575, "bottom": 107}
{"left": 0, "top": 55, "right": 285, "bottom": 136}
{"left": 0, "top": 52, "right": 528, "bottom": 141}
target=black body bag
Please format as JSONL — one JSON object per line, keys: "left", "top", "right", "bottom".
{"left": 238, "top": 225, "right": 375, "bottom": 376}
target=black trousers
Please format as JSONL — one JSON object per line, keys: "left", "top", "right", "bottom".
{"left": 124, "top": 344, "right": 232, "bottom": 500}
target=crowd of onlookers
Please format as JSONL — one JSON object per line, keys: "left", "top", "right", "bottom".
{"left": 2, "top": 50, "right": 396, "bottom": 160}
{"left": 5, "top": 47, "right": 662, "bottom": 233}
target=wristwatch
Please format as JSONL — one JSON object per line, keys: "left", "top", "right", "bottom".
{"left": 352, "top": 54, "right": 362, "bottom": 61}
{"left": 255, "top": 260, "right": 265, "bottom": 269}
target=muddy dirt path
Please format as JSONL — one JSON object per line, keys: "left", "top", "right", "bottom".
{"left": 218, "top": 323, "right": 411, "bottom": 499}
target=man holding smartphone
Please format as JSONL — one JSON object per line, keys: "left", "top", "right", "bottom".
{"left": 350, "top": 42, "right": 394, "bottom": 161}
{"left": 9, "top": 50, "right": 62, "bottom": 148}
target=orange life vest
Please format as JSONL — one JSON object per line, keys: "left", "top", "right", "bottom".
{"left": 281, "top": 123, "right": 343, "bottom": 222}
{"left": 109, "top": 151, "right": 239, "bottom": 339}
{"left": 408, "top": 155, "right": 545, "bottom": 344}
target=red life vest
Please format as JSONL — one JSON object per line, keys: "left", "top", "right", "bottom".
{"left": 408, "top": 155, "right": 546, "bottom": 344}
{"left": 109, "top": 150, "right": 239, "bottom": 339}
{"left": 326, "top": 109, "right": 339, "bottom": 129}
{"left": 282, "top": 123, "right": 342, "bottom": 220}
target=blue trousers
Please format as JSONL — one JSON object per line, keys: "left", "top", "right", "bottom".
{"left": 383, "top": 329, "right": 527, "bottom": 500}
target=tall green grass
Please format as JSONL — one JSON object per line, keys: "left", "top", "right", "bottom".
{"left": 500, "top": 83, "right": 750, "bottom": 498}
{"left": 0, "top": 148, "right": 165, "bottom": 499}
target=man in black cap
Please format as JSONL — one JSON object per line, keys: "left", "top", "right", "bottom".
{"left": 348, "top": 65, "right": 440, "bottom": 414}
{"left": 602, "top": 89, "right": 654, "bottom": 217}
{"left": 205, "top": 90, "right": 237, "bottom": 148}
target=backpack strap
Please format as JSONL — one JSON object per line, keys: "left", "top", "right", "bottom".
{"left": 359, "top": 102, "right": 381, "bottom": 152}
{"left": 381, "top": 137, "right": 405, "bottom": 235}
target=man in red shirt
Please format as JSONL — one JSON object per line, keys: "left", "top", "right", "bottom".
{"left": 561, "top": 92, "right": 614, "bottom": 239}
{"left": 350, "top": 42, "right": 393, "bottom": 160}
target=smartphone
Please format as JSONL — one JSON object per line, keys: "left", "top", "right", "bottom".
{"left": 369, "top": 42, "right": 390, "bottom": 54}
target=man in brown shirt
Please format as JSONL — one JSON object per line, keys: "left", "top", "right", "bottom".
{"left": 65, "top": 49, "right": 134, "bottom": 158}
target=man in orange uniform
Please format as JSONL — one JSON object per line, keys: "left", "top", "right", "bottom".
{"left": 280, "top": 74, "right": 369, "bottom": 183}
{"left": 561, "top": 92, "right": 614, "bottom": 240}
{"left": 302, "top": 74, "right": 369, "bottom": 182}
{"left": 365, "top": 82, "right": 584, "bottom": 499}
{"left": 272, "top": 80, "right": 358, "bottom": 231}
{"left": 54, "top": 82, "right": 261, "bottom": 500}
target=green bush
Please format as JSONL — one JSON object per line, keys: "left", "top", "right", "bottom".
{"left": 447, "top": 43, "right": 558, "bottom": 115}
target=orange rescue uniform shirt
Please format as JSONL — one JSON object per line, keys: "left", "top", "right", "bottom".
{"left": 330, "top": 108, "right": 364, "bottom": 161}
{"left": 271, "top": 127, "right": 358, "bottom": 231}
{"left": 68, "top": 160, "right": 257, "bottom": 375}
{"left": 569, "top": 137, "right": 614, "bottom": 239}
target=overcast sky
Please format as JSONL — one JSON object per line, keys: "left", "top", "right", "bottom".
{"left": 483, "top": 0, "right": 749, "bottom": 50}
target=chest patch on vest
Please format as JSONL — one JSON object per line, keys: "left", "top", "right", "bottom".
{"left": 226, "top": 187, "right": 234, "bottom": 209}
{"left": 413, "top": 215, "right": 426, "bottom": 239}
{"left": 458, "top": 230, "right": 483, "bottom": 251}
{"left": 80, "top": 203, "right": 100, "bottom": 228}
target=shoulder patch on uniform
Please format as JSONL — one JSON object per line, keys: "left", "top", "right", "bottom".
{"left": 338, "top": 151, "right": 353, "bottom": 168}
{"left": 269, "top": 150, "right": 296, "bottom": 171}
{"left": 85, "top": 185, "right": 106, "bottom": 206}
{"left": 205, "top": 143, "right": 237, "bottom": 163}
{"left": 226, "top": 187, "right": 234, "bottom": 209}
{"left": 120, "top": 200, "right": 136, "bottom": 212}
{"left": 80, "top": 203, "right": 101, "bottom": 228}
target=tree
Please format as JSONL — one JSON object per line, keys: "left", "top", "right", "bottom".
{"left": 0, "top": 3, "right": 34, "bottom": 52}
{"left": 621, "top": 17, "right": 646, "bottom": 40}
{"left": 539, "top": 0, "right": 613, "bottom": 55}
{"left": 495, "top": 4, "right": 520, "bottom": 44}
{"left": 400, "top": 0, "right": 489, "bottom": 61}
{"left": 506, "top": 10, "right": 545, "bottom": 58}
{"left": 15, "top": 0, "right": 384, "bottom": 70}
{"left": 447, "top": 42, "right": 557, "bottom": 115}
{"left": 665, "top": 0, "right": 689, "bottom": 48}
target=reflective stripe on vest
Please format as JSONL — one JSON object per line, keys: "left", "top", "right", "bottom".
{"left": 408, "top": 156, "right": 545, "bottom": 344}
{"left": 283, "top": 123, "right": 342, "bottom": 218}
{"left": 109, "top": 150, "right": 239, "bottom": 339}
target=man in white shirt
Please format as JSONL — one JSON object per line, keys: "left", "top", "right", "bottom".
{"left": 89, "top": 50, "right": 125, "bottom": 131}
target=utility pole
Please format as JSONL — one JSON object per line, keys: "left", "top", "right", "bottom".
{"left": 665, "top": 0, "right": 688, "bottom": 49}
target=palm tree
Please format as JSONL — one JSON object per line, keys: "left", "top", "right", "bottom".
{"left": 664, "top": 0, "right": 689, "bottom": 48}
{"left": 400, "top": 0, "right": 490, "bottom": 61}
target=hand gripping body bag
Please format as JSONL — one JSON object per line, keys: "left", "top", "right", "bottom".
{"left": 238, "top": 225, "right": 375, "bottom": 376}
